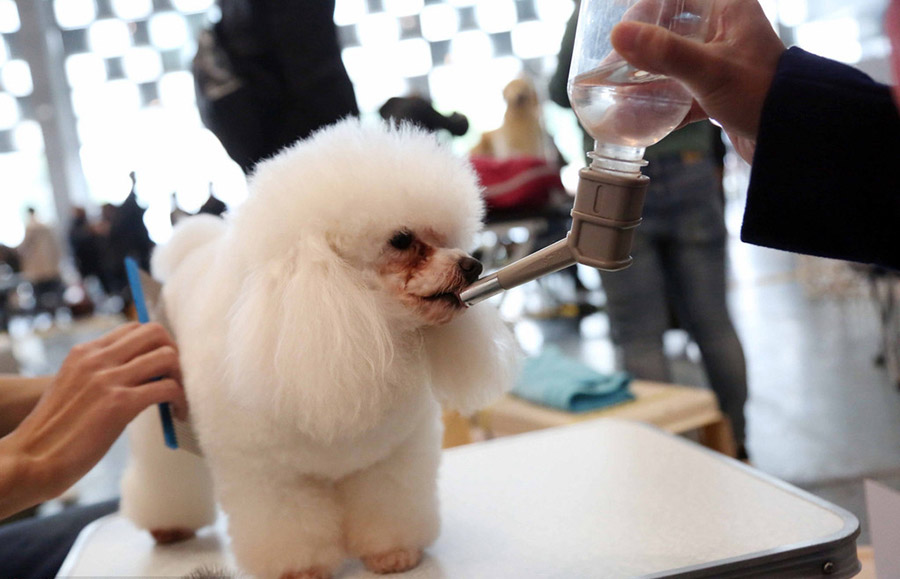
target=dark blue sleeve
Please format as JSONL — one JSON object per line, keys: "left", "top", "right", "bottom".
{"left": 741, "top": 47, "right": 900, "bottom": 270}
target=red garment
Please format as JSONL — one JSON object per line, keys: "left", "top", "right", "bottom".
{"left": 469, "top": 156, "right": 563, "bottom": 211}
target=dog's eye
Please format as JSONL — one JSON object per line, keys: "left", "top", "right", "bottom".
{"left": 389, "top": 231, "right": 414, "bottom": 250}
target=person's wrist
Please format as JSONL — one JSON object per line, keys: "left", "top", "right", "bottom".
{"left": 0, "top": 433, "right": 50, "bottom": 519}
{"left": 0, "top": 374, "right": 53, "bottom": 437}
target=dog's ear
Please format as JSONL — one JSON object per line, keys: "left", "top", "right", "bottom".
{"left": 422, "top": 306, "right": 520, "bottom": 415}
{"left": 224, "top": 236, "right": 395, "bottom": 442}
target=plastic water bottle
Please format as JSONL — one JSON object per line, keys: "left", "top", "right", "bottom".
{"left": 568, "top": 0, "right": 712, "bottom": 174}
{"left": 459, "top": 0, "right": 714, "bottom": 306}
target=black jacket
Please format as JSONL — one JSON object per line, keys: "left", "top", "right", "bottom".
{"left": 198, "top": 0, "right": 359, "bottom": 173}
{"left": 742, "top": 47, "right": 900, "bottom": 270}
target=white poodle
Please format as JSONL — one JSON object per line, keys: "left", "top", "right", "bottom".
{"left": 119, "top": 119, "right": 519, "bottom": 578}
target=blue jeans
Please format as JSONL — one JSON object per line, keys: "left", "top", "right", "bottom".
{"left": 598, "top": 155, "right": 748, "bottom": 446}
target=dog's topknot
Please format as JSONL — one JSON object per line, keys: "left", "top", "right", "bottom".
{"left": 234, "top": 118, "right": 485, "bottom": 265}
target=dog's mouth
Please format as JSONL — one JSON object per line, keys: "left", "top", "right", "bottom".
{"left": 421, "top": 291, "right": 463, "bottom": 308}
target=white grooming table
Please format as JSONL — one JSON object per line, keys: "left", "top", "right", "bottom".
{"left": 58, "top": 419, "right": 860, "bottom": 578}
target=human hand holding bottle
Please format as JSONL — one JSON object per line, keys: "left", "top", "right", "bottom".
{"left": 610, "top": 0, "right": 785, "bottom": 162}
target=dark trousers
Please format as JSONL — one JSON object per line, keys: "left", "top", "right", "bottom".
{"left": 0, "top": 500, "right": 118, "bottom": 579}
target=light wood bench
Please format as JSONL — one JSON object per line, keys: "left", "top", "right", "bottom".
{"left": 856, "top": 545, "right": 876, "bottom": 579}
{"left": 474, "top": 380, "right": 738, "bottom": 456}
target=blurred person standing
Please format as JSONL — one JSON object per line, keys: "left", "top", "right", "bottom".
{"left": 197, "top": 183, "right": 227, "bottom": 217}
{"left": 104, "top": 173, "right": 154, "bottom": 301}
{"left": 16, "top": 208, "right": 63, "bottom": 313}
{"left": 68, "top": 207, "right": 107, "bottom": 292}
{"left": 194, "top": 0, "right": 359, "bottom": 173}
{"left": 550, "top": 3, "right": 749, "bottom": 457}
{"left": 598, "top": 123, "right": 749, "bottom": 458}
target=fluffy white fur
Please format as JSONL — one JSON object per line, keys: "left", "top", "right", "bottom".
{"left": 120, "top": 120, "right": 518, "bottom": 578}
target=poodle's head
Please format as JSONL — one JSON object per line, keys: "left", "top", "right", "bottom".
{"left": 221, "top": 120, "right": 516, "bottom": 439}
{"left": 375, "top": 227, "right": 482, "bottom": 326}
{"left": 234, "top": 119, "right": 485, "bottom": 330}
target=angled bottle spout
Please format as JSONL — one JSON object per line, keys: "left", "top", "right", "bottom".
{"left": 461, "top": 167, "right": 648, "bottom": 307}
{"left": 460, "top": 238, "right": 576, "bottom": 306}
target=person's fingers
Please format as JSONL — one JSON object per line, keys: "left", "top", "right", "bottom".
{"left": 727, "top": 133, "right": 758, "bottom": 164}
{"left": 107, "top": 344, "right": 182, "bottom": 386}
{"left": 611, "top": 21, "right": 714, "bottom": 87}
{"left": 622, "top": 0, "right": 710, "bottom": 38}
{"left": 98, "top": 322, "right": 176, "bottom": 367}
{"left": 673, "top": 101, "right": 711, "bottom": 130}
{"left": 125, "top": 378, "right": 187, "bottom": 416}
{"left": 169, "top": 397, "right": 189, "bottom": 422}
{"left": 85, "top": 322, "right": 142, "bottom": 351}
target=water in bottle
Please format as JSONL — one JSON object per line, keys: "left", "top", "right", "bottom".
{"left": 569, "top": 60, "right": 692, "bottom": 150}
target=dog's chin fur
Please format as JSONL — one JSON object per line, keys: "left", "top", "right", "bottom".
{"left": 120, "top": 119, "right": 519, "bottom": 578}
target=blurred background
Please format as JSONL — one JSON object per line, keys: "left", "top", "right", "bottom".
{"left": 0, "top": 0, "right": 892, "bottom": 248}
{"left": 0, "top": 0, "right": 898, "bottom": 562}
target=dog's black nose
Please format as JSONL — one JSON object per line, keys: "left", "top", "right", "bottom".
{"left": 458, "top": 256, "right": 483, "bottom": 284}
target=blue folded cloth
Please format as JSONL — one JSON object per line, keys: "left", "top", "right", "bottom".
{"left": 512, "top": 346, "right": 634, "bottom": 412}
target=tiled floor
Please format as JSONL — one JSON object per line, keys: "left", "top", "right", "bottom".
{"left": 4, "top": 202, "right": 899, "bottom": 547}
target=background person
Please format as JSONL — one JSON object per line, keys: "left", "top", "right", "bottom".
{"left": 194, "top": 0, "right": 359, "bottom": 174}
{"left": 551, "top": 3, "right": 750, "bottom": 454}
{"left": 16, "top": 207, "right": 63, "bottom": 315}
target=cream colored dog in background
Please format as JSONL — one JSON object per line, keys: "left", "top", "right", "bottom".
{"left": 119, "top": 120, "right": 519, "bottom": 578}
{"left": 470, "top": 76, "right": 560, "bottom": 163}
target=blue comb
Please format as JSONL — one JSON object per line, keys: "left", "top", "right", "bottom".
{"left": 125, "top": 256, "right": 179, "bottom": 451}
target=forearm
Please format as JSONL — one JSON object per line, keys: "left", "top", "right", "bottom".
{"left": 0, "top": 376, "right": 55, "bottom": 519}
{"left": 0, "top": 374, "right": 53, "bottom": 438}
{"left": 0, "top": 433, "right": 46, "bottom": 520}
{"left": 0, "top": 375, "right": 53, "bottom": 438}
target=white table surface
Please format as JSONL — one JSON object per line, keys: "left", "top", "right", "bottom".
{"left": 59, "top": 419, "right": 859, "bottom": 578}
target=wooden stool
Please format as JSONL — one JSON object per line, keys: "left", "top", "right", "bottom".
{"left": 856, "top": 546, "right": 876, "bottom": 579}
{"left": 477, "top": 380, "right": 738, "bottom": 456}
{"left": 441, "top": 410, "right": 473, "bottom": 448}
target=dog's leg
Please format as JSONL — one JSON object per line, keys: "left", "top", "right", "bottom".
{"left": 215, "top": 470, "right": 345, "bottom": 579}
{"left": 120, "top": 407, "right": 216, "bottom": 542}
{"left": 337, "top": 409, "right": 442, "bottom": 574}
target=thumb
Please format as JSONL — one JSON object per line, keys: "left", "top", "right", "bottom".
{"left": 611, "top": 21, "right": 711, "bottom": 85}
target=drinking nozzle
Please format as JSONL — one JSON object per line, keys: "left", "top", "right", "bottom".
{"left": 460, "top": 167, "right": 648, "bottom": 306}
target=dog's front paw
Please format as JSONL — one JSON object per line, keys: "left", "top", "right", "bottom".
{"left": 279, "top": 568, "right": 331, "bottom": 579}
{"left": 361, "top": 548, "right": 423, "bottom": 574}
{"left": 151, "top": 527, "right": 196, "bottom": 544}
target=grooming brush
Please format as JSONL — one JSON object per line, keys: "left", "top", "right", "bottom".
{"left": 125, "top": 257, "right": 203, "bottom": 456}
